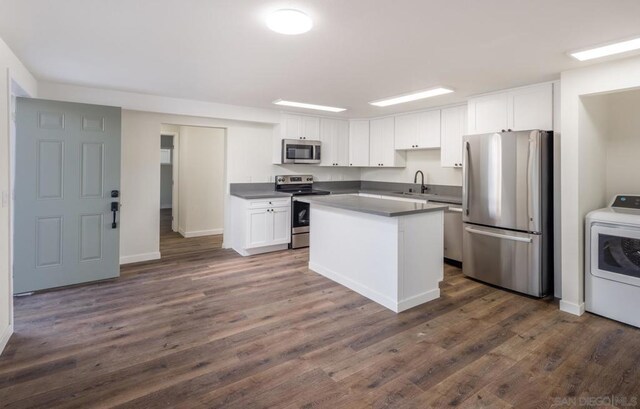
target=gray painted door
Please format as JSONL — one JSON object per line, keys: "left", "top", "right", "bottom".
{"left": 14, "top": 98, "right": 121, "bottom": 293}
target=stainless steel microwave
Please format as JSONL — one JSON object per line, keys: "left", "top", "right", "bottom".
{"left": 281, "top": 139, "right": 321, "bottom": 164}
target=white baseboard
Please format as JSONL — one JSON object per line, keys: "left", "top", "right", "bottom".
{"left": 232, "top": 244, "right": 288, "bottom": 257}
{"left": 559, "top": 299, "right": 585, "bottom": 316}
{"left": 309, "top": 262, "right": 440, "bottom": 313}
{"left": 181, "top": 228, "right": 223, "bottom": 238}
{"left": 120, "top": 252, "right": 161, "bottom": 265}
{"left": 0, "top": 325, "right": 13, "bottom": 356}
{"left": 397, "top": 289, "right": 441, "bottom": 312}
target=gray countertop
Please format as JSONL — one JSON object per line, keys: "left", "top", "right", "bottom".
{"left": 296, "top": 195, "right": 448, "bottom": 217}
{"left": 230, "top": 191, "right": 292, "bottom": 199}
{"left": 230, "top": 188, "right": 463, "bottom": 204}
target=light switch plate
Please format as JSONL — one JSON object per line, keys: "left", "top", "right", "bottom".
{"left": 1, "top": 191, "right": 8, "bottom": 208}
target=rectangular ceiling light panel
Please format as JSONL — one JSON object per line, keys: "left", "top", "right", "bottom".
{"left": 273, "top": 99, "right": 346, "bottom": 112}
{"left": 369, "top": 87, "right": 454, "bottom": 107}
{"left": 570, "top": 37, "right": 640, "bottom": 61}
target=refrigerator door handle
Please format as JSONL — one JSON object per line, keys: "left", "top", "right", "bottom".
{"left": 527, "top": 132, "right": 540, "bottom": 231}
{"left": 465, "top": 226, "right": 533, "bottom": 243}
{"left": 463, "top": 141, "right": 470, "bottom": 216}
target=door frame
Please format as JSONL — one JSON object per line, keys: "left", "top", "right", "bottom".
{"left": 160, "top": 131, "right": 179, "bottom": 232}
{"left": 7, "top": 72, "right": 33, "bottom": 331}
{"left": 157, "top": 125, "right": 227, "bottom": 246}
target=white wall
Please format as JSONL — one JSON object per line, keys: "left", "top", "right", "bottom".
{"left": 177, "top": 126, "right": 225, "bottom": 237}
{"left": 560, "top": 54, "right": 640, "bottom": 315}
{"left": 108, "top": 110, "right": 360, "bottom": 264}
{"left": 0, "top": 37, "right": 38, "bottom": 354}
{"left": 360, "top": 150, "right": 462, "bottom": 186}
{"left": 603, "top": 89, "right": 640, "bottom": 199}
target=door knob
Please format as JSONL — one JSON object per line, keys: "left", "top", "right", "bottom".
{"left": 111, "top": 201, "right": 119, "bottom": 228}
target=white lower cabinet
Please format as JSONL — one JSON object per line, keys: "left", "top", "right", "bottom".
{"left": 231, "top": 196, "right": 291, "bottom": 256}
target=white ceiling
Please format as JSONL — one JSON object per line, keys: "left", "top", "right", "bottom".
{"left": 1, "top": 0, "right": 640, "bottom": 117}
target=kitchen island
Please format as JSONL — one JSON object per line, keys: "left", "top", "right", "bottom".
{"left": 297, "top": 195, "right": 448, "bottom": 313}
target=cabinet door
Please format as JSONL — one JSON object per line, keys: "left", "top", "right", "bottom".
{"left": 282, "top": 114, "right": 302, "bottom": 140}
{"left": 416, "top": 110, "right": 441, "bottom": 149}
{"left": 371, "top": 117, "right": 404, "bottom": 167}
{"left": 246, "top": 208, "right": 270, "bottom": 248}
{"left": 394, "top": 113, "right": 417, "bottom": 150}
{"left": 349, "top": 120, "right": 370, "bottom": 167}
{"left": 335, "top": 120, "right": 350, "bottom": 166}
{"left": 271, "top": 207, "right": 291, "bottom": 244}
{"left": 302, "top": 116, "right": 320, "bottom": 140}
{"left": 370, "top": 117, "right": 395, "bottom": 166}
{"left": 467, "top": 93, "right": 509, "bottom": 134}
{"left": 441, "top": 105, "right": 467, "bottom": 168}
{"left": 508, "top": 83, "right": 553, "bottom": 131}
{"left": 319, "top": 118, "right": 337, "bottom": 166}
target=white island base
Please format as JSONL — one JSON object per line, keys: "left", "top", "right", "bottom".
{"left": 308, "top": 204, "right": 444, "bottom": 313}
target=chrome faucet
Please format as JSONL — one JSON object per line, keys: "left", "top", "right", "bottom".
{"left": 413, "top": 170, "right": 428, "bottom": 194}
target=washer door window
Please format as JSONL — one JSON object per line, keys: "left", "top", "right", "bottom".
{"left": 591, "top": 223, "right": 640, "bottom": 287}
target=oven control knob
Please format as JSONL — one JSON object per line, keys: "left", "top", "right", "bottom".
{"left": 277, "top": 177, "right": 285, "bottom": 183}
{"left": 306, "top": 177, "right": 313, "bottom": 181}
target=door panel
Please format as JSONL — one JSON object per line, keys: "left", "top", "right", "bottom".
{"left": 80, "top": 143, "right": 104, "bottom": 198}
{"left": 15, "top": 98, "right": 121, "bottom": 293}
{"left": 468, "top": 93, "right": 508, "bottom": 134}
{"left": 271, "top": 207, "right": 291, "bottom": 244}
{"left": 247, "top": 209, "right": 269, "bottom": 248}
{"left": 36, "top": 216, "right": 63, "bottom": 267}
{"left": 80, "top": 214, "right": 103, "bottom": 262}
{"left": 348, "top": 120, "right": 369, "bottom": 167}
{"left": 463, "top": 130, "right": 541, "bottom": 232}
{"left": 37, "top": 140, "right": 64, "bottom": 199}
{"left": 463, "top": 223, "right": 543, "bottom": 296}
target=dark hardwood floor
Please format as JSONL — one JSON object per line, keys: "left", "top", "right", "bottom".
{"left": 159, "top": 208, "right": 223, "bottom": 258}
{"left": 1, "top": 232, "right": 639, "bottom": 408}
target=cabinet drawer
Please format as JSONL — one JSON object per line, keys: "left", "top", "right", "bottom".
{"left": 248, "top": 198, "right": 291, "bottom": 209}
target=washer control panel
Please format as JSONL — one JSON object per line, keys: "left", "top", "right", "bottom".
{"left": 612, "top": 195, "right": 640, "bottom": 210}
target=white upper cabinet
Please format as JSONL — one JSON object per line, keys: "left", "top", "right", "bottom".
{"left": 281, "top": 114, "right": 320, "bottom": 140}
{"left": 319, "top": 118, "right": 349, "bottom": 167}
{"left": 467, "top": 93, "right": 509, "bottom": 134}
{"left": 348, "top": 120, "right": 370, "bottom": 167}
{"left": 508, "top": 83, "right": 553, "bottom": 131}
{"left": 394, "top": 110, "right": 441, "bottom": 150}
{"left": 370, "top": 117, "right": 405, "bottom": 167}
{"left": 467, "top": 83, "right": 553, "bottom": 134}
{"left": 440, "top": 105, "right": 467, "bottom": 168}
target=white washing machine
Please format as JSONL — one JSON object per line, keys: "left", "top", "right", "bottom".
{"left": 586, "top": 194, "right": 640, "bottom": 328}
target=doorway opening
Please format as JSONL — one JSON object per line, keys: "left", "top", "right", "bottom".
{"left": 159, "top": 125, "right": 226, "bottom": 258}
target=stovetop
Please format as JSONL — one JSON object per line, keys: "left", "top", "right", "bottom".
{"left": 283, "top": 189, "right": 331, "bottom": 196}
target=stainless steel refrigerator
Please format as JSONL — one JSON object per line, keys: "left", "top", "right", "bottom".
{"left": 462, "top": 130, "right": 553, "bottom": 297}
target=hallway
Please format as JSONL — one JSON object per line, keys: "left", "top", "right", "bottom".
{"left": 160, "top": 208, "right": 223, "bottom": 258}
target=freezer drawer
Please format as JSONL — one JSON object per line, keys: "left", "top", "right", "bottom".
{"left": 463, "top": 223, "right": 545, "bottom": 297}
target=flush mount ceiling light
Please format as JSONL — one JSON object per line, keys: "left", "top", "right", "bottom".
{"left": 266, "top": 9, "right": 312, "bottom": 35}
{"left": 369, "top": 87, "right": 454, "bottom": 107}
{"left": 570, "top": 36, "right": 640, "bottom": 61}
{"left": 273, "top": 99, "right": 346, "bottom": 113}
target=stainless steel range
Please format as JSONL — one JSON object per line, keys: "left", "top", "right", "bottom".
{"left": 275, "top": 175, "right": 330, "bottom": 249}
